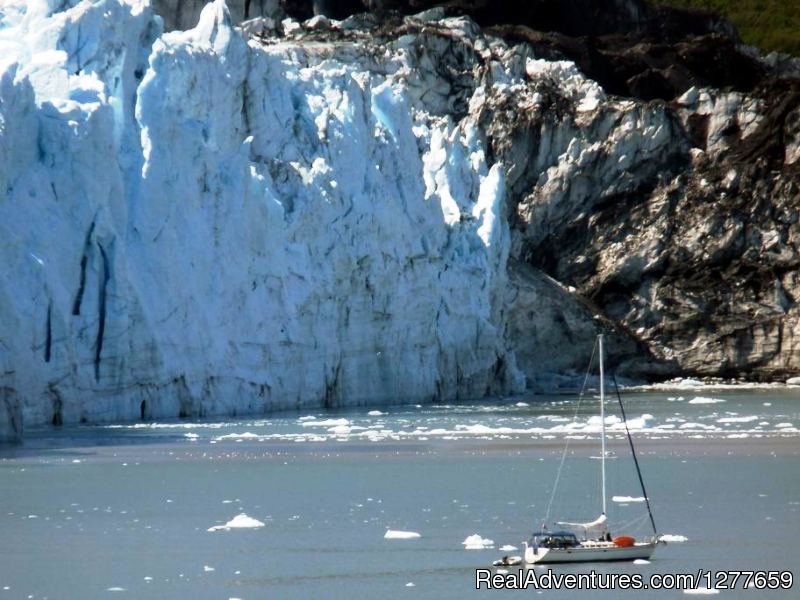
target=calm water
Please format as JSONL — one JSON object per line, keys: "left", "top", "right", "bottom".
{"left": 1, "top": 388, "right": 799, "bottom": 599}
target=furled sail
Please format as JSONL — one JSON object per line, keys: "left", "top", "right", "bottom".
{"left": 557, "top": 513, "right": 607, "bottom": 530}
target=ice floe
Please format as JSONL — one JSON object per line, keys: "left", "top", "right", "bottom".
{"left": 207, "top": 514, "right": 265, "bottom": 532}
{"left": 658, "top": 534, "right": 688, "bottom": 543}
{"left": 612, "top": 496, "right": 645, "bottom": 503}
{"left": 688, "top": 397, "right": 726, "bottom": 405}
{"left": 463, "top": 534, "right": 495, "bottom": 549}
{"left": 384, "top": 530, "right": 421, "bottom": 539}
{"left": 499, "top": 544, "right": 518, "bottom": 551}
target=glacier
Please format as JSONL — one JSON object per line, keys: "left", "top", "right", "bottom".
{"left": 0, "top": 0, "right": 533, "bottom": 441}
{"left": 4, "top": 0, "right": 797, "bottom": 443}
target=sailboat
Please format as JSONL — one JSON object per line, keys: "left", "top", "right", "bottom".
{"left": 523, "top": 334, "right": 660, "bottom": 564}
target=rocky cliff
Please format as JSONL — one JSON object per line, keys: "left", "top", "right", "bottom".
{"left": 1, "top": 0, "right": 798, "bottom": 441}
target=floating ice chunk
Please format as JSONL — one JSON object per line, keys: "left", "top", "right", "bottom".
{"left": 143, "top": 577, "right": 153, "bottom": 582}
{"left": 515, "top": 402, "right": 529, "bottom": 407}
{"left": 463, "top": 534, "right": 494, "bottom": 549}
{"left": 301, "top": 419, "right": 350, "bottom": 427}
{"left": 328, "top": 425, "right": 351, "bottom": 435}
{"left": 716, "top": 416, "right": 758, "bottom": 423}
{"left": 107, "top": 588, "right": 126, "bottom": 592}
{"left": 688, "top": 397, "right": 725, "bottom": 404}
{"left": 215, "top": 432, "right": 260, "bottom": 440}
{"left": 612, "top": 496, "right": 645, "bottom": 503}
{"left": 405, "top": 582, "right": 415, "bottom": 587}
{"left": 633, "top": 559, "right": 650, "bottom": 565}
{"left": 207, "top": 514, "right": 265, "bottom": 532}
{"left": 298, "top": 416, "right": 316, "bottom": 421}
{"left": 776, "top": 423, "right": 794, "bottom": 428}
{"left": 659, "top": 534, "right": 688, "bottom": 543}
{"left": 384, "top": 530, "right": 421, "bottom": 539}
{"left": 204, "top": 565, "right": 215, "bottom": 572}
{"left": 677, "top": 379, "right": 704, "bottom": 388}
{"left": 368, "top": 410, "right": 385, "bottom": 416}
{"left": 499, "top": 545, "right": 518, "bottom": 551}
{"left": 72, "top": 459, "right": 82, "bottom": 463}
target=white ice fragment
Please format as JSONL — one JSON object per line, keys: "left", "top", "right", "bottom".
{"left": 688, "top": 397, "right": 725, "bottom": 404}
{"left": 214, "top": 432, "right": 260, "bottom": 440}
{"left": 204, "top": 565, "right": 215, "bottom": 572}
{"left": 677, "top": 379, "right": 704, "bottom": 388}
{"left": 301, "top": 419, "right": 350, "bottom": 428}
{"left": 462, "top": 534, "right": 494, "bottom": 549}
{"left": 106, "top": 588, "right": 126, "bottom": 592}
{"left": 384, "top": 530, "right": 421, "bottom": 539}
{"left": 207, "top": 514, "right": 266, "bottom": 532}
{"left": 633, "top": 559, "right": 650, "bottom": 565}
{"left": 612, "top": 496, "right": 645, "bottom": 503}
{"left": 499, "top": 545, "right": 518, "bottom": 551}
{"left": 515, "top": 402, "right": 529, "bottom": 408}
{"left": 368, "top": 410, "right": 385, "bottom": 416}
{"left": 716, "top": 416, "right": 758, "bottom": 423}
{"left": 405, "top": 582, "right": 415, "bottom": 587}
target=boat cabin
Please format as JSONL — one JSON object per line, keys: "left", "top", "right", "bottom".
{"left": 529, "top": 531, "right": 580, "bottom": 549}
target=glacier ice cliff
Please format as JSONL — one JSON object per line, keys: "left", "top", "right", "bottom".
{"left": 2, "top": 0, "right": 799, "bottom": 441}
{"left": 1, "top": 0, "right": 529, "bottom": 441}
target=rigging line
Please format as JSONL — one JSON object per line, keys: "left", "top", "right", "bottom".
{"left": 611, "top": 372, "right": 658, "bottom": 536}
{"left": 543, "top": 338, "right": 598, "bottom": 527}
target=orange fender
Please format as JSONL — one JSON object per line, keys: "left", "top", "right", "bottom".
{"left": 613, "top": 536, "right": 636, "bottom": 547}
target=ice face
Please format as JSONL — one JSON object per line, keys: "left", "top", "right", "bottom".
{"left": 0, "top": 0, "right": 525, "bottom": 439}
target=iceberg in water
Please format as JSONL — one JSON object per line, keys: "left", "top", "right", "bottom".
{"left": 462, "top": 534, "right": 495, "bottom": 549}
{"left": 688, "top": 397, "right": 726, "bottom": 405}
{"left": 384, "top": 530, "right": 421, "bottom": 540}
{"left": 658, "top": 534, "right": 688, "bottom": 543}
{"left": 207, "top": 513, "right": 265, "bottom": 532}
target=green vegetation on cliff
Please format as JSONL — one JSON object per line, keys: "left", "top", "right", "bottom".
{"left": 655, "top": 0, "right": 799, "bottom": 56}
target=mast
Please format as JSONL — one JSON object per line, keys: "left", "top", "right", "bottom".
{"left": 612, "top": 373, "right": 658, "bottom": 536}
{"left": 599, "top": 334, "right": 607, "bottom": 517}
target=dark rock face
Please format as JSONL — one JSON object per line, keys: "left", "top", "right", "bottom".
{"left": 514, "top": 78, "right": 800, "bottom": 379}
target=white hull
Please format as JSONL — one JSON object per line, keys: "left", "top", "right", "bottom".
{"left": 525, "top": 542, "right": 656, "bottom": 564}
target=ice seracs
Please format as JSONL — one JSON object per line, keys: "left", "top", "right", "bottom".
{"left": 0, "top": 0, "right": 525, "bottom": 440}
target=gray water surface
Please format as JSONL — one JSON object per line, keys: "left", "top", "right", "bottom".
{"left": 1, "top": 389, "right": 799, "bottom": 599}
